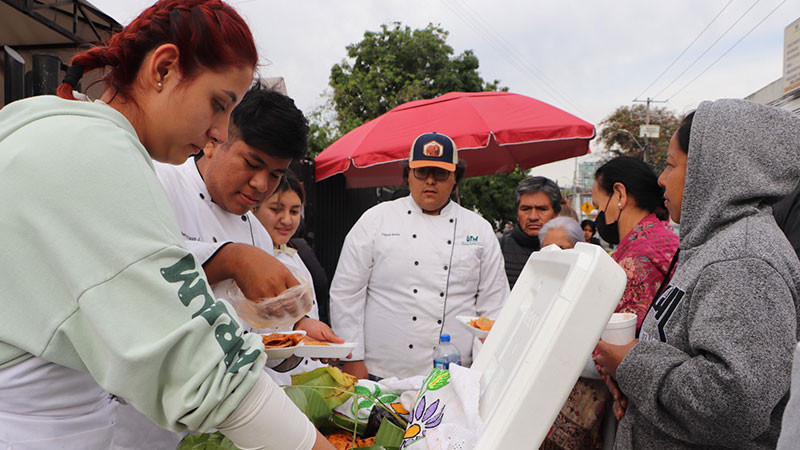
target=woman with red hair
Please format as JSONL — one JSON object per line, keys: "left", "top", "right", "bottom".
{"left": 0, "top": 1, "right": 333, "bottom": 449}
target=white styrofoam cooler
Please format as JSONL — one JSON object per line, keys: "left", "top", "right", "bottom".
{"left": 472, "top": 242, "right": 627, "bottom": 449}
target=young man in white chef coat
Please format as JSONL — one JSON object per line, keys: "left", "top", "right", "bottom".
{"left": 112, "top": 83, "right": 338, "bottom": 448}
{"left": 154, "top": 83, "right": 340, "bottom": 349}
{"left": 331, "top": 132, "right": 510, "bottom": 380}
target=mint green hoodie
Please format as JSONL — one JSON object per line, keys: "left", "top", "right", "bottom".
{"left": 0, "top": 96, "right": 265, "bottom": 432}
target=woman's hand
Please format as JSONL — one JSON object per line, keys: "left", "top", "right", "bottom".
{"left": 602, "top": 374, "right": 628, "bottom": 420}
{"left": 295, "top": 317, "right": 344, "bottom": 343}
{"left": 594, "top": 339, "right": 638, "bottom": 379}
{"left": 295, "top": 318, "right": 346, "bottom": 364}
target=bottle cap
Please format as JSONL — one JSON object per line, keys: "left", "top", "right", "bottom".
{"left": 440, "top": 334, "right": 450, "bottom": 342}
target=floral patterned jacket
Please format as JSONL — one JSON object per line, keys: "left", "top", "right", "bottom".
{"left": 612, "top": 213, "right": 679, "bottom": 331}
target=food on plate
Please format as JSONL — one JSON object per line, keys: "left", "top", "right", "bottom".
{"left": 302, "top": 336, "right": 331, "bottom": 346}
{"left": 261, "top": 332, "right": 304, "bottom": 348}
{"left": 469, "top": 316, "right": 495, "bottom": 331}
{"left": 326, "top": 432, "right": 375, "bottom": 450}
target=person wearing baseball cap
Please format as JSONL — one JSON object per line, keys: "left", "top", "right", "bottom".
{"left": 330, "top": 132, "right": 510, "bottom": 380}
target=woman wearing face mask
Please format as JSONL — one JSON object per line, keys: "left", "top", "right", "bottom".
{"left": 542, "top": 157, "right": 679, "bottom": 449}
{"left": 591, "top": 156, "right": 679, "bottom": 330}
{"left": 596, "top": 101, "right": 800, "bottom": 449}
{"left": 0, "top": 1, "right": 334, "bottom": 448}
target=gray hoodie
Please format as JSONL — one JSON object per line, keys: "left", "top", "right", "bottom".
{"left": 614, "top": 99, "right": 800, "bottom": 449}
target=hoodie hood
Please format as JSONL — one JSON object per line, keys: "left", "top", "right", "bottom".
{"left": 679, "top": 99, "right": 800, "bottom": 250}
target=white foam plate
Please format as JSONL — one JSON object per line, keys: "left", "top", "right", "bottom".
{"left": 456, "top": 315, "right": 491, "bottom": 339}
{"left": 261, "top": 330, "right": 306, "bottom": 360}
{"left": 293, "top": 341, "right": 357, "bottom": 359}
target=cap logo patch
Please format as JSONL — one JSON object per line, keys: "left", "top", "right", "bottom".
{"left": 423, "top": 141, "right": 444, "bottom": 157}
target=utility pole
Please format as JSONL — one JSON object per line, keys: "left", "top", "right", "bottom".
{"left": 632, "top": 97, "right": 667, "bottom": 164}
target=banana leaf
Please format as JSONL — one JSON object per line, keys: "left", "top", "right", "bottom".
{"left": 284, "top": 386, "right": 332, "bottom": 429}
{"left": 373, "top": 419, "right": 405, "bottom": 447}
{"left": 291, "top": 366, "right": 358, "bottom": 410}
{"left": 351, "top": 416, "right": 405, "bottom": 449}
{"left": 331, "top": 410, "right": 367, "bottom": 436}
{"left": 178, "top": 432, "right": 239, "bottom": 450}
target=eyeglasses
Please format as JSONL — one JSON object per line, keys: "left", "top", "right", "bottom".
{"left": 412, "top": 167, "right": 452, "bottom": 182}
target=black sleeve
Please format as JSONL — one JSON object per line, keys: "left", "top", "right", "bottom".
{"left": 773, "top": 180, "right": 800, "bottom": 261}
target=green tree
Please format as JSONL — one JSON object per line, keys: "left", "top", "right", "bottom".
{"left": 459, "top": 168, "right": 528, "bottom": 232}
{"left": 327, "top": 22, "right": 501, "bottom": 135}
{"left": 307, "top": 93, "right": 338, "bottom": 158}
{"left": 597, "top": 105, "right": 680, "bottom": 173}
{"left": 317, "top": 21, "right": 519, "bottom": 229}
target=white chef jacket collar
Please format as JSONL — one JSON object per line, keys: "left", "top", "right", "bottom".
{"left": 403, "top": 194, "right": 456, "bottom": 218}
{"left": 187, "top": 157, "right": 213, "bottom": 205}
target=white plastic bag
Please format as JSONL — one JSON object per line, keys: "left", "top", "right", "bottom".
{"left": 225, "top": 266, "right": 313, "bottom": 330}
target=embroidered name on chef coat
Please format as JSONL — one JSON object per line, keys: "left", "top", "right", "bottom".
{"left": 463, "top": 235, "right": 481, "bottom": 246}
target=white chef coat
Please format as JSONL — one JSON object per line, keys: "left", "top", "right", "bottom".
{"left": 0, "top": 356, "right": 118, "bottom": 449}
{"left": 109, "top": 159, "right": 317, "bottom": 444}
{"left": 153, "top": 158, "right": 275, "bottom": 302}
{"left": 330, "top": 195, "right": 509, "bottom": 379}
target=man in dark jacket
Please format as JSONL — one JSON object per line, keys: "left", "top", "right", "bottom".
{"left": 500, "top": 176, "right": 561, "bottom": 287}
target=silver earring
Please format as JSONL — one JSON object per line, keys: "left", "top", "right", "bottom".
{"left": 157, "top": 82, "right": 163, "bottom": 88}
{"left": 617, "top": 203, "right": 622, "bottom": 207}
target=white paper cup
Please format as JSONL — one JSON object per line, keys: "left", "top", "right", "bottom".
{"left": 601, "top": 312, "right": 637, "bottom": 345}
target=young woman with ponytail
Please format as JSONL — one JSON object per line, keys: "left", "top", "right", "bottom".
{"left": 0, "top": 1, "right": 334, "bottom": 449}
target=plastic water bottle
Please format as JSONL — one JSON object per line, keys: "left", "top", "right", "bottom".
{"left": 433, "top": 334, "right": 462, "bottom": 370}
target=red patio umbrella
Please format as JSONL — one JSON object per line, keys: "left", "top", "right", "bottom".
{"left": 314, "top": 91, "right": 595, "bottom": 188}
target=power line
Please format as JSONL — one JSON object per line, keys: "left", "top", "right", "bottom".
{"left": 669, "top": 0, "right": 789, "bottom": 99}
{"left": 653, "top": 0, "right": 764, "bottom": 99}
{"left": 440, "top": 0, "right": 589, "bottom": 117}
{"left": 441, "top": 0, "right": 578, "bottom": 111}
{"left": 635, "top": 0, "right": 735, "bottom": 100}
{"left": 449, "top": 0, "right": 587, "bottom": 114}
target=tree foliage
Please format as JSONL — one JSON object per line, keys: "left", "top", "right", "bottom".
{"left": 307, "top": 94, "right": 339, "bottom": 158}
{"left": 312, "top": 21, "right": 524, "bottom": 230}
{"left": 597, "top": 104, "right": 680, "bottom": 173}
{"left": 327, "top": 22, "right": 501, "bottom": 136}
{"left": 459, "top": 168, "right": 527, "bottom": 231}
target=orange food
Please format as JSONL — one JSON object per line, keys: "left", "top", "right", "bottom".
{"left": 469, "top": 317, "right": 495, "bottom": 331}
{"left": 302, "top": 336, "right": 330, "bottom": 346}
{"left": 261, "top": 333, "right": 304, "bottom": 348}
{"left": 326, "top": 432, "right": 374, "bottom": 450}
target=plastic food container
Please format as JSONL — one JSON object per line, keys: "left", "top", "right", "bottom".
{"left": 471, "top": 242, "right": 627, "bottom": 449}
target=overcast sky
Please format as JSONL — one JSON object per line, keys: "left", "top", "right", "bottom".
{"left": 92, "top": 0, "right": 800, "bottom": 185}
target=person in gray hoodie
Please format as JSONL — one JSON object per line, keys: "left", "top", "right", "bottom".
{"left": 594, "top": 98, "right": 800, "bottom": 449}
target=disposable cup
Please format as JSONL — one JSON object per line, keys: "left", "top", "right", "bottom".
{"left": 601, "top": 312, "right": 637, "bottom": 345}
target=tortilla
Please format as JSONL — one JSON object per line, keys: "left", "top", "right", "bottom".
{"left": 262, "top": 332, "right": 304, "bottom": 348}
{"left": 302, "top": 336, "right": 331, "bottom": 346}
{"left": 469, "top": 316, "right": 495, "bottom": 331}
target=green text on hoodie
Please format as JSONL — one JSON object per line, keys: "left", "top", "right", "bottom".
{"left": 0, "top": 95, "right": 265, "bottom": 432}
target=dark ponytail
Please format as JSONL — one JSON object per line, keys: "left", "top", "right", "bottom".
{"left": 595, "top": 156, "right": 669, "bottom": 221}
